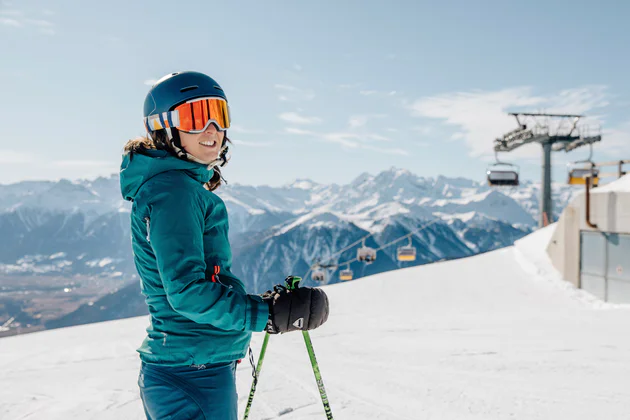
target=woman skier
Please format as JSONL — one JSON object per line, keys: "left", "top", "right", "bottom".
{"left": 120, "top": 71, "right": 329, "bottom": 419}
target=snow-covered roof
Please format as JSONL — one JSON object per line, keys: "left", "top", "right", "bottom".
{"left": 592, "top": 174, "right": 630, "bottom": 193}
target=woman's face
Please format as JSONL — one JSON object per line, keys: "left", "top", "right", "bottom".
{"left": 178, "top": 123, "right": 225, "bottom": 163}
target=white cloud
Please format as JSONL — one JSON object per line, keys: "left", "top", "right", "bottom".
{"left": 0, "top": 17, "right": 20, "bottom": 26}
{"left": 51, "top": 160, "right": 116, "bottom": 167}
{"left": 348, "top": 115, "right": 368, "bottom": 128}
{"left": 293, "top": 64, "right": 302, "bottom": 71}
{"left": 357, "top": 89, "right": 399, "bottom": 97}
{"left": 339, "top": 83, "right": 361, "bottom": 89}
{"left": 0, "top": 9, "right": 22, "bottom": 16}
{"left": 363, "top": 145, "right": 409, "bottom": 156}
{"left": 24, "top": 18, "right": 53, "bottom": 27}
{"left": 279, "top": 112, "right": 322, "bottom": 125}
{"left": 601, "top": 122, "right": 630, "bottom": 157}
{"left": 0, "top": 10, "right": 56, "bottom": 34}
{"left": 284, "top": 128, "right": 359, "bottom": 148}
{"left": 284, "top": 127, "right": 395, "bottom": 150}
{"left": 347, "top": 114, "right": 387, "bottom": 129}
{"left": 0, "top": 150, "right": 34, "bottom": 164}
{"left": 231, "top": 139, "right": 274, "bottom": 148}
{"left": 411, "top": 126, "right": 434, "bottom": 135}
{"left": 386, "top": 128, "right": 399, "bottom": 133}
{"left": 273, "top": 84, "right": 315, "bottom": 102}
{"left": 365, "top": 134, "right": 391, "bottom": 142}
{"left": 144, "top": 79, "right": 157, "bottom": 86}
{"left": 285, "top": 127, "right": 316, "bottom": 136}
{"left": 229, "top": 124, "right": 264, "bottom": 134}
{"left": 42, "top": 9, "right": 55, "bottom": 16}
{"left": 409, "top": 85, "right": 611, "bottom": 158}
{"left": 322, "top": 132, "right": 361, "bottom": 147}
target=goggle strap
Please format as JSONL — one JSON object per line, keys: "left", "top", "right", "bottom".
{"left": 169, "top": 110, "right": 180, "bottom": 128}
{"left": 158, "top": 113, "right": 167, "bottom": 129}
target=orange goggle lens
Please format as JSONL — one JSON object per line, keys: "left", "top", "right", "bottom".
{"left": 144, "top": 97, "right": 230, "bottom": 133}
{"left": 175, "top": 98, "right": 230, "bottom": 132}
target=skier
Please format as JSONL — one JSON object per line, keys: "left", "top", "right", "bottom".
{"left": 119, "top": 71, "right": 329, "bottom": 420}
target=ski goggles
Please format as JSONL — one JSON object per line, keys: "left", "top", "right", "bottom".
{"left": 144, "top": 97, "right": 231, "bottom": 133}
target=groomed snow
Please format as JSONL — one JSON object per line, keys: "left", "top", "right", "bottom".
{"left": 2, "top": 226, "right": 630, "bottom": 419}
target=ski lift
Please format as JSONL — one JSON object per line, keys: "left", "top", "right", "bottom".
{"left": 487, "top": 151, "right": 519, "bottom": 187}
{"left": 357, "top": 239, "right": 377, "bottom": 263}
{"left": 397, "top": 237, "right": 417, "bottom": 262}
{"left": 339, "top": 265, "right": 353, "bottom": 281}
{"left": 311, "top": 269, "right": 325, "bottom": 282}
{"left": 567, "top": 143, "right": 599, "bottom": 185}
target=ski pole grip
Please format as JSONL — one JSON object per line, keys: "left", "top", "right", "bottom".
{"left": 285, "top": 275, "right": 302, "bottom": 290}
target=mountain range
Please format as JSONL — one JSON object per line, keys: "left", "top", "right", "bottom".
{"left": 0, "top": 168, "right": 582, "bottom": 329}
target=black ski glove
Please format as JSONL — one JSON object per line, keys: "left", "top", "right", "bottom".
{"left": 262, "top": 284, "right": 329, "bottom": 334}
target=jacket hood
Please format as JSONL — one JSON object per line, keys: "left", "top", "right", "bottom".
{"left": 120, "top": 149, "right": 214, "bottom": 201}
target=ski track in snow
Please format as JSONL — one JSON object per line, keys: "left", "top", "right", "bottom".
{"left": 2, "top": 226, "right": 630, "bottom": 419}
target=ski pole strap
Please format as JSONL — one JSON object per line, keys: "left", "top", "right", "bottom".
{"left": 284, "top": 275, "right": 302, "bottom": 290}
{"left": 248, "top": 346, "right": 257, "bottom": 385}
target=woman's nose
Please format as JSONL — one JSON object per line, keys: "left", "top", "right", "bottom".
{"left": 204, "top": 123, "right": 218, "bottom": 133}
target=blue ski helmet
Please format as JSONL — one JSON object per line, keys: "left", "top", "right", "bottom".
{"left": 143, "top": 71, "right": 228, "bottom": 119}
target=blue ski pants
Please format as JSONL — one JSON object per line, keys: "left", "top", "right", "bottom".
{"left": 138, "top": 360, "right": 239, "bottom": 420}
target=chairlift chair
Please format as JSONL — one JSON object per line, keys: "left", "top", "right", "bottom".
{"left": 397, "top": 245, "right": 417, "bottom": 262}
{"left": 357, "top": 242, "right": 377, "bottom": 263}
{"left": 567, "top": 164, "right": 599, "bottom": 185}
{"left": 487, "top": 152, "right": 520, "bottom": 187}
{"left": 487, "top": 167, "right": 519, "bottom": 187}
{"left": 567, "top": 144, "right": 599, "bottom": 186}
{"left": 339, "top": 268, "right": 353, "bottom": 281}
{"left": 311, "top": 269, "right": 325, "bottom": 282}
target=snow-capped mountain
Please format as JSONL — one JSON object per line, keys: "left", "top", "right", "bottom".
{"left": 0, "top": 168, "right": 582, "bottom": 331}
{"left": 0, "top": 167, "right": 581, "bottom": 279}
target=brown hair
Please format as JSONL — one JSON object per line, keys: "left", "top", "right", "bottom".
{"left": 123, "top": 130, "right": 229, "bottom": 192}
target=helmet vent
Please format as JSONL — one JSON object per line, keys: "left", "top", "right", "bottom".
{"left": 180, "top": 85, "right": 198, "bottom": 93}
{"left": 214, "top": 85, "right": 224, "bottom": 92}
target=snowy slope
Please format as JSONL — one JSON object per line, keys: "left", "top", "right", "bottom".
{"left": 2, "top": 227, "right": 630, "bottom": 420}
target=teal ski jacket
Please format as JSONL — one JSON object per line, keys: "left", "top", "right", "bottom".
{"left": 120, "top": 149, "right": 269, "bottom": 366}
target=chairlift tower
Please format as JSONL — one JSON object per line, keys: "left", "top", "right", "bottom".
{"left": 494, "top": 113, "right": 602, "bottom": 227}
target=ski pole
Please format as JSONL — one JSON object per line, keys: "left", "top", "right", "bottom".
{"left": 242, "top": 332, "right": 270, "bottom": 420}
{"left": 302, "top": 330, "right": 334, "bottom": 419}
{"left": 285, "top": 276, "right": 334, "bottom": 419}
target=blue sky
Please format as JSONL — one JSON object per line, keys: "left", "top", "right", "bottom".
{"left": 1, "top": 0, "right": 628, "bottom": 186}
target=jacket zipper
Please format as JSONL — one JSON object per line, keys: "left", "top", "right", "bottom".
{"left": 144, "top": 217, "right": 151, "bottom": 243}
